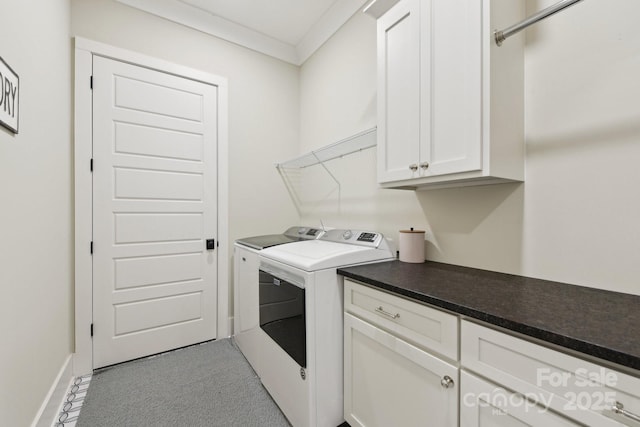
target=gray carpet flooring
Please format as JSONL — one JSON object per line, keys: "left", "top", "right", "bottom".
{"left": 77, "top": 339, "right": 290, "bottom": 427}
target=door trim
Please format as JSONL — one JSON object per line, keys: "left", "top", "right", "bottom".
{"left": 73, "top": 37, "right": 229, "bottom": 375}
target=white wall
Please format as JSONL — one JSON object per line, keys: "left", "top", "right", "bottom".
{"left": 0, "top": 1, "right": 73, "bottom": 426}
{"left": 298, "top": 12, "right": 428, "bottom": 249}
{"left": 520, "top": 0, "right": 640, "bottom": 293}
{"left": 299, "top": 1, "right": 640, "bottom": 296}
{"left": 70, "top": 0, "right": 301, "bottom": 311}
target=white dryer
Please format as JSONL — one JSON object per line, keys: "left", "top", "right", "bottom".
{"left": 233, "top": 226, "right": 323, "bottom": 373}
{"left": 258, "top": 229, "right": 395, "bottom": 427}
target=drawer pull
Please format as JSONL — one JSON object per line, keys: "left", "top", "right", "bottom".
{"left": 375, "top": 306, "right": 400, "bottom": 320}
{"left": 440, "top": 375, "right": 454, "bottom": 389}
{"left": 612, "top": 402, "right": 640, "bottom": 423}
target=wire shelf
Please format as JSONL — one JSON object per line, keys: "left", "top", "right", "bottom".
{"left": 276, "top": 127, "right": 377, "bottom": 169}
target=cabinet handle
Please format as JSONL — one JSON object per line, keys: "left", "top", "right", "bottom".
{"left": 420, "top": 162, "right": 429, "bottom": 170}
{"left": 612, "top": 402, "right": 640, "bottom": 423}
{"left": 375, "top": 306, "right": 400, "bottom": 320}
{"left": 409, "top": 164, "right": 418, "bottom": 172}
{"left": 440, "top": 376, "right": 454, "bottom": 389}
{"left": 242, "top": 257, "right": 246, "bottom": 262}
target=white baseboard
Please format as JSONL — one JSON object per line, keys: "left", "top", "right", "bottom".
{"left": 31, "top": 354, "right": 73, "bottom": 427}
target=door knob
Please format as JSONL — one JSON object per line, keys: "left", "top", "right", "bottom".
{"left": 441, "top": 376, "right": 454, "bottom": 389}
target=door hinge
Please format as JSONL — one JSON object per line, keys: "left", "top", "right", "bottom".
{"left": 90, "top": 75, "right": 93, "bottom": 89}
{"left": 90, "top": 158, "right": 93, "bottom": 172}
{"left": 90, "top": 241, "right": 93, "bottom": 254}
{"left": 90, "top": 323, "right": 94, "bottom": 337}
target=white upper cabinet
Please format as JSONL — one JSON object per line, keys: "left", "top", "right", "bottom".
{"left": 377, "top": 0, "right": 525, "bottom": 189}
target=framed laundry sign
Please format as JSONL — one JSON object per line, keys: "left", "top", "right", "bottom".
{"left": 0, "top": 56, "right": 19, "bottom": 133}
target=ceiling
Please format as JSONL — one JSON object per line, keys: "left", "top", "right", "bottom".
{"left": 116, "top": 0, "right": 371, "bottom": 65}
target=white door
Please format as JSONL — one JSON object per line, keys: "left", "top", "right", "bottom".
{"left": 344, "top": 313, "right": 458, "bottom": 427}
{"left": 424, "top": 0, "right": 482, "bottom": 176}
{"left": 92, "top": 56, "right": 218, "bottom": 368}
{"left": 377, "top": 0, "right": 422, "bottom": 184}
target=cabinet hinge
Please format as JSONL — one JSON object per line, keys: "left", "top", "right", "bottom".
{"left": 90, "top": 323, "right": 94, "bottom": 337}
{"left": 90, "top": 241, "right": 93, "bottom": 254}
{"left": 90, "top": 75, "right": 93, "bottom": 89}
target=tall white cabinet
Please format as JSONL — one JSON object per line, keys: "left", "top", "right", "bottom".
{"left": 377, "top": 0, "right": 525, "bottom": 189}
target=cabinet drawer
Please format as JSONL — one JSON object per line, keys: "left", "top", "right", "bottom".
{"left": 461, "top": 320, "right": 640, "bottom": 426}
{"left": 461, "top": 371, "right": 581, "bottom": 426}
{"left": 344, "top": 279, "right": 458, "bottom": 361}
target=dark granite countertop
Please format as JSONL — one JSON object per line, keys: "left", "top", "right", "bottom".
{"left": 338, "top": 260, "right": 640, "bottom": 372}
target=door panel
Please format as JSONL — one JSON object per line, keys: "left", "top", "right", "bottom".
{"left": 113, "top": 168, "right": 204, "bottom": 201}
{"left": 92, "top": 55, "right": 218, "bottom": 368}
{"left": 114, "top": 122, "right": 203, "bottom": 161}
{"left": 114, "top": 213, "right": 202, "bottom": 243}
{"left": 113, "top": 74, "right": 204, "bottom": 121}
{"left": 344, "top": 313, "right": 458, "bottom": 427}
{"left": 377, "top": 0, "right": 421, "bottom": 183}
{"left": 114, "top": 252, "right": 202, "bottom": 289}
{"left": 426, "top": 0, "right": 482, "bottom": 175}
{"left": 114, "top": 292, "right": 203, "bottom": 335}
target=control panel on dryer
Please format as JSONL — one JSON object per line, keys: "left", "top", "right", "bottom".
{"left": 284, "top": 226, "right": 323, "bottom": 240}
{"left": 356, "top": 232, "right": 378, "bottom": 243}
{"left": 321, "top": 229, "right": 385, "bottom": 248}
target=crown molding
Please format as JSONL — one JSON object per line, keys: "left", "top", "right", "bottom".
{"left": 116, "top": 0, "right": 298, "bottom": 63}
{"left": 116, "top": 0, "right": 368, "bottom": 65}
{"left": 297, "top": 0, "right": 368, "bottom": 64}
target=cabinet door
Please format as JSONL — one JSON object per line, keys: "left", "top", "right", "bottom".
{"left": 344, "top": 313, "right": 458, "bottom": 427}
{"left": 460, "top": 371, "right": 582, "bottom": 427}
{"left": 423, "top": 0, "right": 482, "bottom": 176}
{"left": 377, "top": 0, "right": 422, "bottom": 183}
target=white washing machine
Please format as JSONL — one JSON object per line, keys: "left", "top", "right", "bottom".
{"left": 258, "top": 229, "right": 395, "bottom": 427}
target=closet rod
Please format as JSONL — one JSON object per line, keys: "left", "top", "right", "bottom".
{"left": 494, "top": 0, "right": 584, "bottom": 46}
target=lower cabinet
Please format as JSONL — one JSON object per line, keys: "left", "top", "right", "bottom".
{"left": 343, "top": 313, "right": 458, "bottom": 427}
{"left": 343, "top": 280, "right": 640, "bottom": 427}
{"left": 460, "top": 371, "right": 581, "bottom": 427}
{"left": 461, "top": 320, "right": 640, "bottom": 427}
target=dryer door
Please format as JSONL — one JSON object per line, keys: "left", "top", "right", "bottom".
{"left": 259, "top": 269, "right": 306, "bottom": 368}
